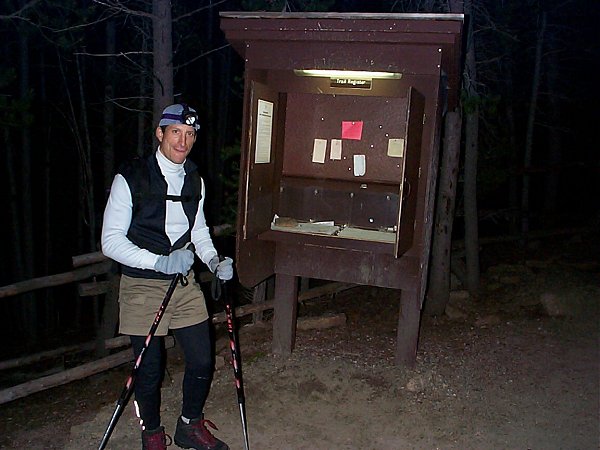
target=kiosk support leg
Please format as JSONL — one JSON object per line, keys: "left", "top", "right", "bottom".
{"left": 395, "top": 289, "right": 421, "bottom": 367}
{"left": 272, "top": 273, "right": 299, "bottom": 356}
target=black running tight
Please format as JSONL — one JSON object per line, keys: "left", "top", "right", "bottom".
{"left": 130, "top": 320, "right": 213, "bottom": 430}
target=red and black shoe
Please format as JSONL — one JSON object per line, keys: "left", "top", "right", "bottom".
{"left": 174, "top": 416, "right": 229, "bottom": 450}
{"left": 142, "top": 425, "right": 172, "bottom": 450}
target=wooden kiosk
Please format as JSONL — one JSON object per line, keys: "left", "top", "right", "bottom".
{"left": 220, "top": 12, "right": 463, "bottom": 365}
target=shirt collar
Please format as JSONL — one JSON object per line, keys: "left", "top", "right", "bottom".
{"left": 155, "top": 148, "right": 185, "bottom": 175}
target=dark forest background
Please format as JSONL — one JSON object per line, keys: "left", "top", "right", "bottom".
{"left": 0, "top": 0, "right": 598, "bottom": 358}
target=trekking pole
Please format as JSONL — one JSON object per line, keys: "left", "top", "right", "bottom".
{"left": 98, "top": 245, "right": 194, "bottom": 450}
{"left": 212, "top": 269, "right": 250, "bottom": 450}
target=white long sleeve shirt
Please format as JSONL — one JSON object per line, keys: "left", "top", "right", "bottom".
{"left": 101, "top": 150, "right": 218, "bottom": 271}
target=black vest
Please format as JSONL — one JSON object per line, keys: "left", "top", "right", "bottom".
{"left": 119, "top": 153, "right": 202, "bottom": 280}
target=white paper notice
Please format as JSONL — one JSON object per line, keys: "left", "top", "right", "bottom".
{"left": 255, "top": 99, "right": 274, "bottom": 164}
{"left": 353, "top": 154, "right": 366, "bottom": 176}
{"left": 387, "top": 138, "right": 405, "bottom": 157}
{"left": 330, "top": 139, "right": 342, "bottom": 160}
{"left": 312, "top": 139, "right": 327, "bottom": 163}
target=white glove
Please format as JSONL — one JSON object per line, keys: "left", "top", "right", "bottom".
{"left": 154, "top": 247, "right": 194, "bottom": 275}
{"left": 209, "top": 256, "right": 234, "bottom": 281}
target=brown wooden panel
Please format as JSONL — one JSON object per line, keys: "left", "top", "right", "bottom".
{"left": 236, "top": 81, "right": 279, "bottom": 287}
{"left": 221, "top": 12, "right": 463, "bottom": 104}
{"left": 397, "top": 75, "right": 440, "bottom": 259}
{"left": 349, "top": 189, "right": 399, "bottom": 229}
{"left": 283, "top": 93, "right": 408, "bottom": 183}
{"left": 278, "top": 182, "right": 354, "bottom": 224}
{"left": 273, "top": 242, "right": 419, "bottom": 290}
{"left": 259, "top": 229, "right": 394, "bottom": 254}
{"left": 245, "top": 41, "right": 443, "bottom": 77}
{"left": 278, "top": 176, "right": 399, "bottom": 230}
{"left": 396, "top": 87, "right": 426, "bottom": 257}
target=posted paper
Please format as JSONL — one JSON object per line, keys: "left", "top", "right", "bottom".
{"left": 387, "top": 138, "right": 405, "bottom": 158}
{"left": 330, "top": 139, "right": 342, "bottom": 160}
{"left": 353, "top": 154, "right": 366, "bottom": 176}
{"left": 255, "top": 99, "right": 273, "bottom": 164}
{"left": 312, "top": 139, "right": 327, "bottom": 163}
{"left": 342, "top": 121, "right": 363, "bottom": 140}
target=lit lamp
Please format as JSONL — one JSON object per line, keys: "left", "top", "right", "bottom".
{"left": 293, "top": 69, "right": 402, "bottom": 79}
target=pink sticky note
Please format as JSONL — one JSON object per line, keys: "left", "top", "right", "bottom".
{"left": 341, "top": 121, "right": 363, "bottom": 140}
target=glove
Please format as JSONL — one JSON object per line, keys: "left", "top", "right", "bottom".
{"left": 209, "top": 256, "right": 234, "bottom": 281}
{"left": 154, "top": 247, "right": 194, "bottom": 275}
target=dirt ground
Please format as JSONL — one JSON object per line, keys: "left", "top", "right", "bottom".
{"left": 0, "top": 234, "right": 598, "bottom": 450}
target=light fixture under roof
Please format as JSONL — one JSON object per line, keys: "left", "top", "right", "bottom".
{"left": 294, "top": 69, "right": 402, "bottom": 79}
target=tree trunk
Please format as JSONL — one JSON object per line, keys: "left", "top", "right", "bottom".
{"left": 448, "top": 0, "right": 464, "bottom": 13}
{"left": 506, "top": 103, "right": 520, "bottom": 235}
{"left": 214, "top": 48, "right": 233, "bottom": 221}
{"left": 40, "top": 51, "right": 55, "bottom": 334}
{"left": 543, "top": 36, "right": 561, "bottom": 218}
{"left": 18, "top": 16, "right": 37, "bottom": 342}
{"left": 463, "top": 0, "right": 480, "bottom": 296}
{"left": 99, "top": 20, "right": 118, "bottom": 353}
{"left": 4, "top": 128, "right": 26, "bottom": 336}
{"left": 521, "top": 12, "right": 546, "bottom": 237}
{"left": 152, "top": 0, "right": 174, "bottom": 123}
{"left": 75, "top": 54, "right": 96, "bottom": 252}
{"left": 425, "top": 110, "right": 462, "bottom": 315}
{"left": 138, "top": 28, "right": 150, "bottom": 157}
{"left": 103, "top": 19, "right": 116, "bottom": 191}
{"left": 500, "top": 34, "right": 519, "bottom": 235}
{"left": 75, "top": 54, "right": 102, "bottom": 352}
{"left": 204, "top": 9, "right": 217, "bottom": 219}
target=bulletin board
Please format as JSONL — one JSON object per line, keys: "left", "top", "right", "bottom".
{"left": 282, "top": 93, "right": 410, "bottom": 183}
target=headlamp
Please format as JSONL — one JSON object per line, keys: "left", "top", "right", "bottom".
{"left": 181, "top": 104, "right": 199, "bottom": 129}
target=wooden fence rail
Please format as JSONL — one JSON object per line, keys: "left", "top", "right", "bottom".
{"left": 0, "top": 336, "right": 175, "bottom": 405}
{"left": 0, "top": 260, "right": 113, "bottom": 299}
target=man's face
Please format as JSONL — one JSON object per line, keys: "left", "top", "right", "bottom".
{"left": 156, "top": 124, "right": 197, "bottom": 164}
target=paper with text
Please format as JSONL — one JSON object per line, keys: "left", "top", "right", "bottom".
{"left": 330, "top": 139, "right": 342, "bottom": 160}
{"left": 255, "top": 99, "right": 273, "bottom": 164}
{"left": 312, "top": 139, "right": 327, "bottom": 163}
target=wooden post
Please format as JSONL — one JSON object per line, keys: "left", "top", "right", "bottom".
{"left": 395, "top": 289, "right": 421, "bottom": 367}
{"left": 272, "top": 273, "right": 298, "bottom": 357}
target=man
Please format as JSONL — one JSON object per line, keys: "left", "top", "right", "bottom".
{"left": 102, "top": 103, "right": 232, "bottom": 450}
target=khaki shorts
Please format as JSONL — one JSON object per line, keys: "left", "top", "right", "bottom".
{"left": 118, "top": 273, "right": 208, "bottom": 336}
